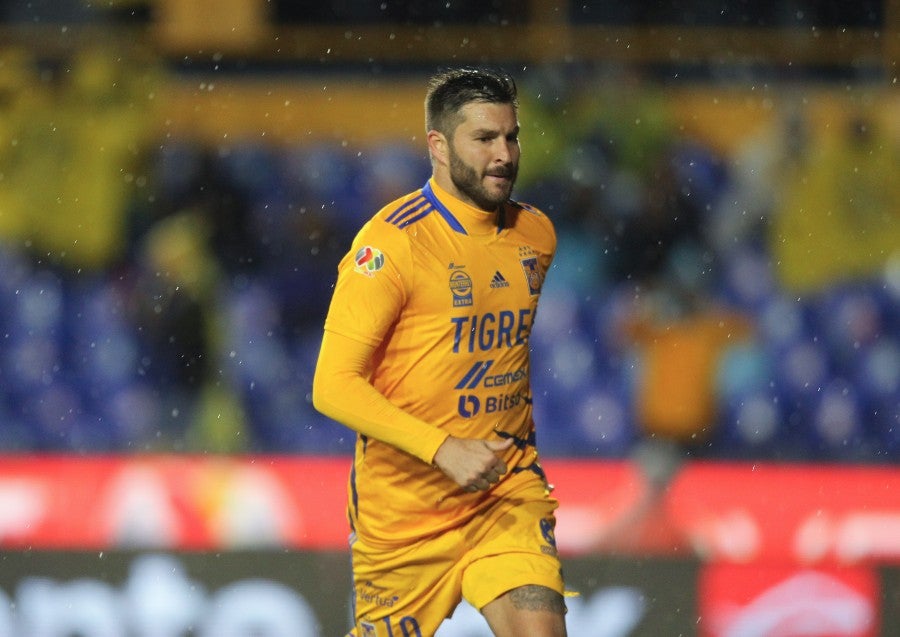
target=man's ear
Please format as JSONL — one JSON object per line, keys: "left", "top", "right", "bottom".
{"left": 426, "top": 129, "right": 448, "bottom": 165}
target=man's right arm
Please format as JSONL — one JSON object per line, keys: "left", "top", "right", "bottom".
{"left": 312, "top": 329, "right": 450, "bottom": 463}
{"left": 312, "top": 329, "right": 511, "bottom": 490}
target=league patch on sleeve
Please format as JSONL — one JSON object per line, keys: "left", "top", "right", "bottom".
{"left": 353, "top": 246, "right": 385, "bottom": 277}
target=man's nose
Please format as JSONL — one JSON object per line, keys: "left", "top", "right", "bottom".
{"left": 493, "top": 139, "right": 513, "bottom": 163}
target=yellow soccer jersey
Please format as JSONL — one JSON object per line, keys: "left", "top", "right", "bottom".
{"left": 321, "top": 177, "right": 556, "bottom": 544}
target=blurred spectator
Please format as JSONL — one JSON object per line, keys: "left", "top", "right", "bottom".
{"left": 126, "top": 211, "right": 214, "bottom": 433}
{"left": 136, "top": 148, "right": 262, "bottom": 280}
{"left": 591, "top": 268, "right": 755, "bottom": 552}
{"left": 616, "top": 278, "right": 755, "bottom": 451}
{"left": 608, "top": 141, "right": 721, "bottom": 291}
{"left": 711, "top": 101, "right": 810, "bottom": 253}
{"left": 122, "top": 209, "right": 244, "bottom": 451}
{"left": 772, "top": 111, "right": 900, "bottom": 293}
{"left": 194, "top": 149, "right": 264, "bottom": 280}
{"left": 0, "top": 44, "right": 160, "bottom": 270}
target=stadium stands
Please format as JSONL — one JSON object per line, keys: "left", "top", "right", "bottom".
{"left": 0, "top": 108, "right": 896, "bottom": 461}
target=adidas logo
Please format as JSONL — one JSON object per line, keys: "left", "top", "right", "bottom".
{"left": 490, "top": 271, "right": 510, "bottom": 288}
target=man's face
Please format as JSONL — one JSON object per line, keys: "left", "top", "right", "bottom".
{"left": 446, "top": 101, "right": 520, "bottom": 212}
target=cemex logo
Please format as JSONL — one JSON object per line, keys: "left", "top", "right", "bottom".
{"left": 698, "top": 563, "right": 879, "bottom": 637}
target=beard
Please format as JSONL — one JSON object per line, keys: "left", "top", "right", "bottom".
{"left": 448, "top": 147, "right": 518, "bottom": 212}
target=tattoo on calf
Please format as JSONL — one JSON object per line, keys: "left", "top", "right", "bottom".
{"left": 508, "top": 585, "right": 566, "bottom": 613}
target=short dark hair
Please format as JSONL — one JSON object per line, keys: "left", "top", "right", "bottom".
{"left": 425, "top": 66, "right": 518, "bottom": 137}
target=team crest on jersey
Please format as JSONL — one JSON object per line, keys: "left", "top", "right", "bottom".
{"left": 540, "top": 517, "right": 559, "bottom": 556}
{"left": 520, "top": 257, "right": 544, "bottom": 295}
{"left": 449, "top": 267, "right": 473, "bottom": 307}
{"left": 353, "top": 246, "right": 385, "bottom": 277}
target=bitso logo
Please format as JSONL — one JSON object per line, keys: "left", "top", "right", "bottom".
{"left": 458, "top": 395, "right": 480, "bottom": 418}
{"left": 449, "top": 269, "right": 474, "bottom": 307}
{"left": 353, "top": 246, "right": 385, "bottom": 277}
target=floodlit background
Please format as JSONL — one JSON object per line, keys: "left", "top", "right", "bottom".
{"left": 0, "top": 1, "right": 898, "bottom": 636}
{"left": 0, "top": 0, "right": 895, "bottom": 461}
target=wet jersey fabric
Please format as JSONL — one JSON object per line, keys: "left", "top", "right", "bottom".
{"left": 321, "top": 177, "right": 556, "bottom": 545}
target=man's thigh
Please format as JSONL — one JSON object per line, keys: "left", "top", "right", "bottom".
{"left": 461, "top": 479, "right": 565, "bottom": 611}
{"left": 350, "top": 530, "right": 465, "bottom": 636}
{"left": 481, "top": 585, "right": 567, "bottom": 637}
{"left": 349, "top": 477, "right": 565, "bottom": 635}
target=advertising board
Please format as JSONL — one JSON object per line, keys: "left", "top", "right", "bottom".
{"left": 2, "top": 456, "right": 899, "bottom": 635}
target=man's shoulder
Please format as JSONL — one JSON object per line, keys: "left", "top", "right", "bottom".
{"left": 362, "top": 186, "right": 456, "bottom": 246}
{"left": 506, "top": 198, "right": 552, "bottom": 223}
{"left": 504, "top": 199, "right": 556, "bottom": 245}
{"left": 350, "top": 188, "right": 428, "bottom": 256}
{"left": 372, "top": 188, "right": 430, "bottom": 227}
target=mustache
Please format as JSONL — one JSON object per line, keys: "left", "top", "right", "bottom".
{"left": 485, "top": 165, "right": 516, "bottom": 179}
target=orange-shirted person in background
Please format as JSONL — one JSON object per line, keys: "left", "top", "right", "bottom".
{"left": 312, "top": 67, "right": 568, "bottom": 636}
{"left": 624, "top": 290, "right": 754, "bottom": 445}
{"left": 589, "top": 283, "right": 754, "bottom": 555}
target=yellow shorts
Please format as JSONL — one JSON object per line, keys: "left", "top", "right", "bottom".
{"left": 347, "top": 473, "right": 565, "bottom": 637}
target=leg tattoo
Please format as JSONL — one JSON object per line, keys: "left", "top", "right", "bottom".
{"left": 507, "top": 585, "right": 566, "bottom": 613}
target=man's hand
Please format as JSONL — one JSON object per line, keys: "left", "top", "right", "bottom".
{"left": 432, "top": 436, "right": 514, "bottom": 492}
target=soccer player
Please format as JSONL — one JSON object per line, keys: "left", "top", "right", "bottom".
{"left": 313, "top": 66, "right": 567, "bottom": 636}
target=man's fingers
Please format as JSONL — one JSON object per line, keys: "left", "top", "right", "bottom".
{"left": 483, "top": 439, "right": 511, "bottom": 476}
{"left": 466, "top": 467, "right": 502, "bottom": 492}
{"left": 466, "top": 478, "right": 489, "bottom": 492}
{"left": 448, "top": 436, "right": 515, "bottom": 492}
{"left": 485, "top": 437, "right": 514, "bottom": 452}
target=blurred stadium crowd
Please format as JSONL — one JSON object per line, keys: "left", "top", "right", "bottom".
{"left": 0, "top": 35, "right": 897, "bottom": 463}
